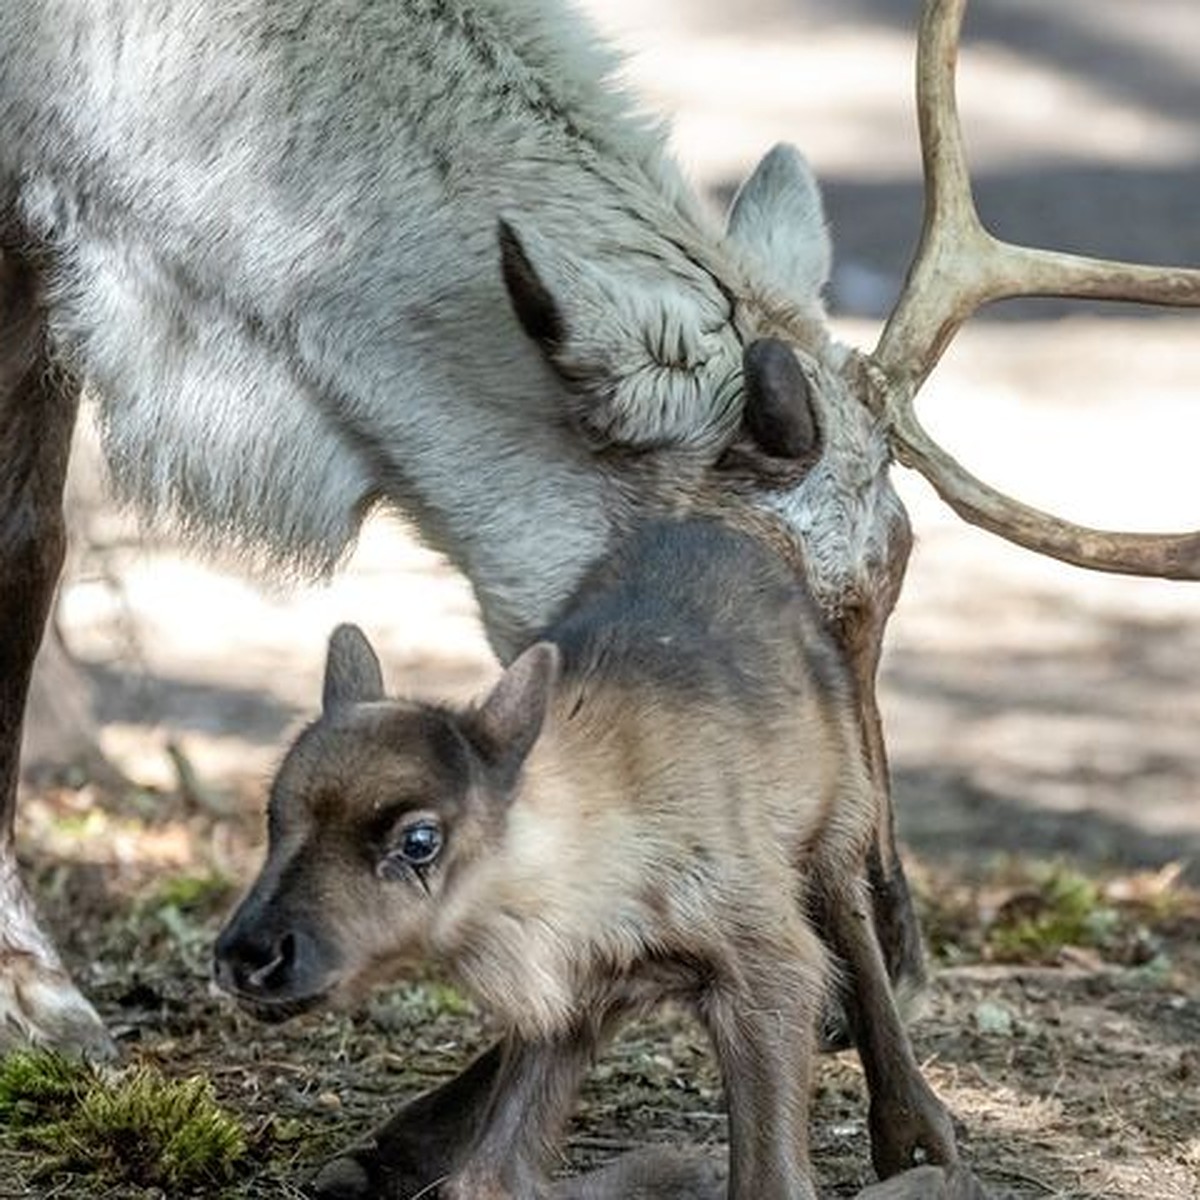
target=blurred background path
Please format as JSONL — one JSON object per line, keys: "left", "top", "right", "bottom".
{"left": 28, "top": 0, "right": 1200, "bottom": 879}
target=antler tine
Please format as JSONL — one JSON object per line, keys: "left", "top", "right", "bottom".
{"left": 873, "top": 0, "right": 987, "bottom": 394}
{"left": 886, "top": 399, "right": 1200, "bottom": 580}
{"left": 875, "top": 0, "right": 1200, "bottom": 396}
{"left": 867, "top": 0, "right": 1200, "bottom": 581}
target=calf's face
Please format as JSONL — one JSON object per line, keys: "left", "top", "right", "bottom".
{"left": 214, "top": 625, "right": 556, "bottom": 1021}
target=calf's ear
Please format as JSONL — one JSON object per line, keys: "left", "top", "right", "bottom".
{"left": 322, "top": 624, "right": 385, "bottom": 713}
{"left": 464, "top": 642, "right": 560, "bottom": 778}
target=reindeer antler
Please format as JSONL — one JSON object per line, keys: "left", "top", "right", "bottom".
{"left": 868, "top": 0, "right": 1200, "bottom": 580}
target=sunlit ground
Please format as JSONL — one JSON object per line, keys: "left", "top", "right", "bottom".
{"left": 12, "top": 2, "right": 1200, "bottom": 1196}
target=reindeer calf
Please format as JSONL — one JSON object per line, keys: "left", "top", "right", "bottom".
{"left": 216, "top": 514, "right": 951, "bottom": 1198}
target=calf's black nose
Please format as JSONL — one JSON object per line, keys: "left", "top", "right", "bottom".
{"left": 214, "top": 924, "right": 299, "bottom": 997}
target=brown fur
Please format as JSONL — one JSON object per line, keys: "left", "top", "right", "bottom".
{"left": 0, "top": 251, "right": 76, "bottom": 841}
{"left": 0, "top": 251, "right": 115, "bottom": 1059}
{"left": 217, "top": 515, "right": 955, "bottom": 1198}
{"left": 0, "top": 229, "right": 929, "bottom": 1161}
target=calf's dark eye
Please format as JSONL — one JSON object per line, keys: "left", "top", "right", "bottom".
{"left": 399, "top": 821, "right": 443, "bottom": 866}
{"left": 375, "top": 816, "right": 445, "bottom": 883}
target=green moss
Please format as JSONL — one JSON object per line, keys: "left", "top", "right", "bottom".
{"left": 0, "top": 1051, "right": 247, "bottom": 1191}
{"left": 916, "top": 858, "right": 1191, "bottom": 968}
{"left": 0, "top": 1049, "right": 93, "bottom": 1129}
{"left": 59, "top": 1071, "right": 246, "bottom": 1187}
{"left": 987, "top": 866, "right": 1120, "bottom": 963}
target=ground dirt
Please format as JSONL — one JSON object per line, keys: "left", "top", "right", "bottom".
{"left": 6, "top": 1, "right": 1199, "bottom": 1198}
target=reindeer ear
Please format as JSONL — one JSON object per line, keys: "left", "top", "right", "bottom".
{"left": 499, "top": 219, "right": 567, "bottom": 350}
{"left": 322, "top": 624, "right": 385, "bottom": 713}
{"left": 497, "top": 218, "right": 741, "bottom": 453}
{"left": 726, "top": 144, "right": 831, "bottom": 302}
{"left": 465, "top": 642, "right": 560, "bottom": 778}
{"left": 742, "top": 338, "right": 820, "bottom": 460}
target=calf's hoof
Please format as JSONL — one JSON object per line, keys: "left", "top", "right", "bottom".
{"left": 856, "top": 1165, "right": 991, "bottom": 1199}
{"left": 311, "top": 1149, "right": 411, "bottom": 1200}
{"left": 311, "top": 1141, "right": 448, "bottom": 1200}
{"left": 868, "top": 1076, "right": 959, "bottom": 1180}
{"left": 552, "top": 1147, "right": 725, "bottom": 1200}
{"left": 310, "top": 1156, "right": 371, "bottom": 1199}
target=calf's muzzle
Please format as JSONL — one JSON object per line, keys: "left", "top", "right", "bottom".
{"left": 214, "top": 907, "right": 335, "bottom": 1022}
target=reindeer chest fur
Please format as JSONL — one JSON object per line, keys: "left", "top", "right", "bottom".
{"left": 0, "top": 0, "right": 901, "bottom": 659}
{"left": 429, "top": 516, "right": 875, "bottom": 1038}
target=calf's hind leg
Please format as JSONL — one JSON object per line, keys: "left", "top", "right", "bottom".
{"left": 440, "top": 1026, "right": 604, "bottom": 1200}
{"left": 815, "top": 869, "right": 956, "bottom": 1179}
{"left": 0, "top": 244, "right": 112, "bottom": 1058}
{"left": 312, "top": 1041, "right": 504, "bottom": 1199}
{"left": 317, "top": 1011, "right": 620, "bottom": 1199}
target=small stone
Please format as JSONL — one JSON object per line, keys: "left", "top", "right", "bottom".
{"left": 1175, "top": 1047, "right": 1200, "bottom": 1082}
{"left": 973, "top": 1001, "right": 1015, "bottom": 1037}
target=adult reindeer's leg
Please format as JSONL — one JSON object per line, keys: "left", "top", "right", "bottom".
{"left": 0, "top": 245, "right": 112, "bottom": 1058}
{"left": 828, "top": 552, "right": 928, "bottom": 1048}
{"left": 860, "top": 672, "right": 927, "bottom": 1013}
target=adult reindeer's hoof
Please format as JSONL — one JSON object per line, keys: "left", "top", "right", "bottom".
{"left": 0, "top": 954, "right": 115, "bottom": 1060}
{"left": 0, "top": 866, "right": 115, "bottom": 1060}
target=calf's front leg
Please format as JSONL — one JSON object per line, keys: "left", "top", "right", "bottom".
{"left": 0, "top": 245, "right": 113, "bottom": 1059}
{"left": 700, "top": 920, "right": 826, "bottom": 1200}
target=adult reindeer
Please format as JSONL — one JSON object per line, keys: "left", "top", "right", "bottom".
{"left": 0, "top": 0, "right": 1196, "bottom": 1189}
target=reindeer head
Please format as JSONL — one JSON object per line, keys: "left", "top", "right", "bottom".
{"left": 504, "top": 0, "right": 1200, "bottom": 649}
{"left": 214, "top": 625, "right": 558, "bottom": 1022}
{"left": 499, "top": 141, "right": 913, "bottom": 656}
{"left": 493, "top": 6, "right": 1199, "bottom": 1010}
